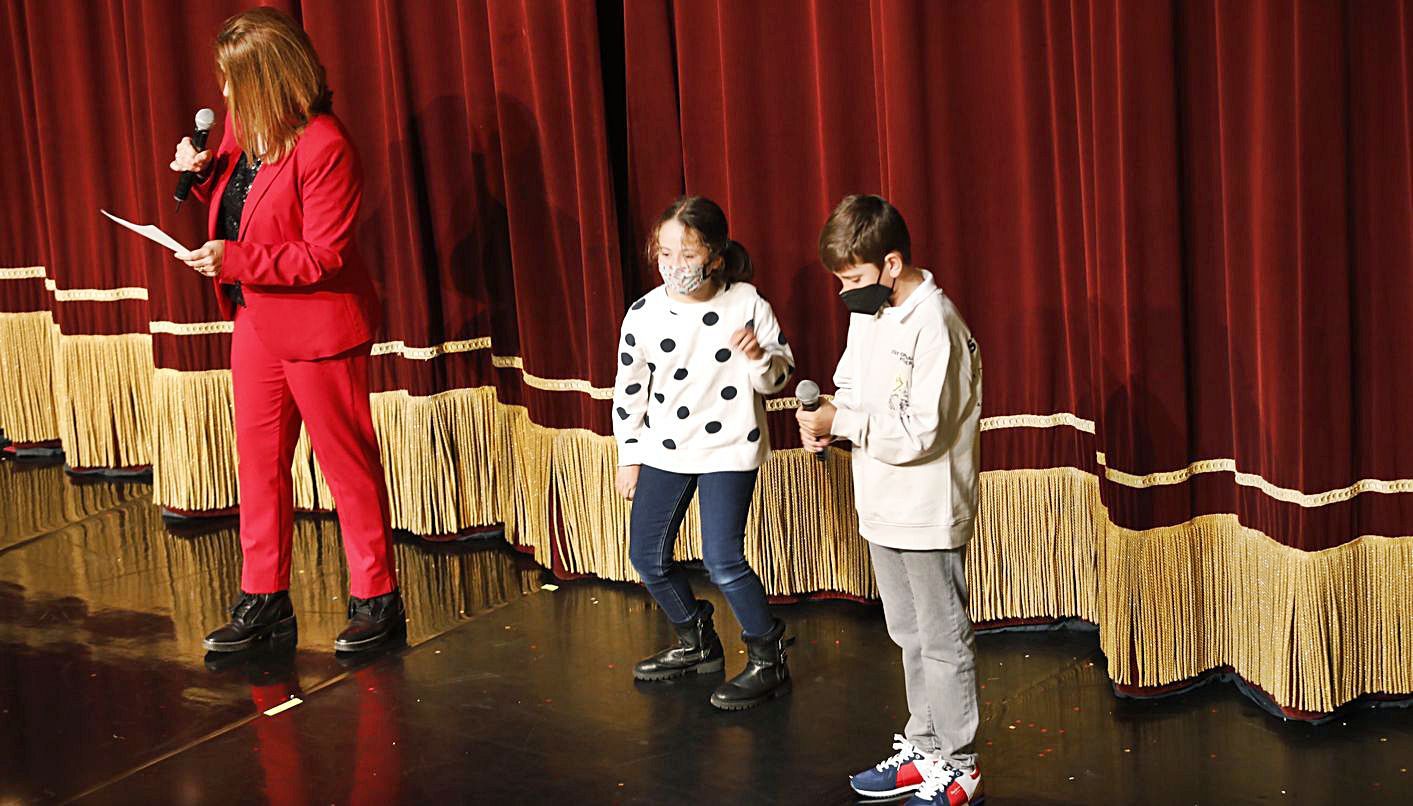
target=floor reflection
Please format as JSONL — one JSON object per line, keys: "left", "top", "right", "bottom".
{"left": 6, "top": 460, "right": 1413, "bottom": 805}
{"left": 0, "top": 459, "right": 146, "bottom": 550}
{"left": 0, "top": 459, "right": 543, "bottom": 803}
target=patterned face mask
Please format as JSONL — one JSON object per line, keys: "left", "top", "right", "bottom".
{"left": 659, "top": 261, "right": 710, "bottom": 295}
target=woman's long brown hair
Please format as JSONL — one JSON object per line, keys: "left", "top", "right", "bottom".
{"left": 215, "top": 7, "right": 332, "bottom": 163}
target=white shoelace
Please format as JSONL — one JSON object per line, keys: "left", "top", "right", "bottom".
{"left": 915, "top": 759, "right": 964, "bottom": 800}
{"left": 874, "top": 734, "right": 923, "bottom": 771}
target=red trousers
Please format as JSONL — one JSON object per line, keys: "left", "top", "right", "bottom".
{"left": 232, "top": 309, "right": 397, "bottom": 599}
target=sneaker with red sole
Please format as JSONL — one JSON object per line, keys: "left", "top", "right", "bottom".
{"left": 905, "top": 760, "right": 983, "bottom": 806}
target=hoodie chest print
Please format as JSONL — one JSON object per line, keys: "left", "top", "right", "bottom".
{"left": 887, "top": 349, "right": 914, "bottom": 413}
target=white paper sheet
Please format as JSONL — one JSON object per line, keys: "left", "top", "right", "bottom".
{"left": 101, "top": 209, "right": 192, "bottom": 254}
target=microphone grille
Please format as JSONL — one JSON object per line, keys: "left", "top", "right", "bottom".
{"left": 795, "top": 380, "right": 821, "bottom": 406}
{"left": 194, "top": 108, "right": 216, "bottom": 130}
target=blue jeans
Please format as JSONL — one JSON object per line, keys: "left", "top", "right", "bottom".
{"left": 628, "top": 465, "right": 775, "bottom": 638}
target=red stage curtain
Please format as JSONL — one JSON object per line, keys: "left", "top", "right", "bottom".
{"left": 622, "top": 0, "right": 1413, "bottom": 551}
{"left": 3, "top": 0, "right": 1412, "bottom": 714}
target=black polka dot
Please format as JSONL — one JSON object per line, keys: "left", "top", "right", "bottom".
{"left": 625, "top": 383, "right": 642, "bottom": 395}
{"left": 620, "top": 352, "right": 633, "bottom": 366}
{"left": 655, "top": 393, "right": 665, "bottom": 403}
{"left": 703, "top": 311, "right": 720, "bottom": 326}
{"left": 721, "top": 386, "right": 738, "bottom": 400}
{"left": 648, "top": 362, "right": 657, "bottom": 373}
{"left": 673, "top": 368, "right": 689, "bottom": 381}
{"left": 706, "top": 421, "right": 723, "bottom": 434}
{"left": 747, "top": 428, "right": 761, "bottom": 442}
{"left": 661, "top": 338, "right": 676, "bottom": 352}
{"left": 616, "top": 407, "right": 629, "bottom": 420}
{"left": 663, "top": 439, "right": 676, "bottom": 449}
{"left": 625, "top": 334, "right": 636, "bottom": 346}
{"left": 625, "top": 438, "right": 638, "bottom": 444}
{"left": 644, "top": 414, "right": 651, "bottom": 427}
{"left": 778, "top": 332, "right": 788, "bottom": 345}
{"left": 677, "top": 406, "right": 690, "bottom": 419}
{"left": 715, "top": 348, "right": 731, "bottom": 362}
{"left": 631, "top": 298, "right": 646, "bottom": 310}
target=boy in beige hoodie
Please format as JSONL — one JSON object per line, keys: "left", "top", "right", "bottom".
{"left": 797, "top": 195, "right": 984, "bottom": 806}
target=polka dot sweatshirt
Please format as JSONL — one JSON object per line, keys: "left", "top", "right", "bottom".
{"left": 613, "top": 282, "right": 795, "bottom": 473}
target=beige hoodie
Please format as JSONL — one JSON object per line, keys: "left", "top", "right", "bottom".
{"left": 830, "top": 271, "right": 983, "bottom": 550}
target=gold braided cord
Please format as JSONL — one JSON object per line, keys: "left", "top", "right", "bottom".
{"left": 1095, "top": 453, "right": 1413, "bottom": 508}
{"left": 44, "top": 278, "right": 150, "bottom": 302}
{"left": 371, "top": 337, "right": 493, "bottom": 359}
{"left": 982, "top": 412, "right": 1097, "bottom": 433}
{"left": 490, "top": 355, "right": 615, "bottom": 399}
{"left": 3, "top": 260, "right": 1413, "bottom": 507}
{"left": 149, "top": 320, "right": 234, "bottom": 336}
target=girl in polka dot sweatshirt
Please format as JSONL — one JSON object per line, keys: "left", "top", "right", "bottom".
{"left": 613, "top": 196, "right": 796, "bottom": 711}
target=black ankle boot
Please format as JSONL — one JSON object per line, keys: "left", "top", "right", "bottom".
{"left": 335, "top": 589, "right": 406, "bottom": 652}
{"left": 634, "top": 601, "right": 726, "bottom": 681}
{"left": 710, "top": 618, "right": 793, "bottom": 710}
{"left": 203, "top": 591, "right": 296, "bottom": 652}
{"left": 203, "top": 629, "right": 297, "bottom": 675}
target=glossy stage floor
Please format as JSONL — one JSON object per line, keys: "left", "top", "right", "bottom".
{"left": 2, "top": 456, "right": 1412, "bottom": 805}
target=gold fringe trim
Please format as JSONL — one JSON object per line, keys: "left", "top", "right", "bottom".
{"left": 747, "top": 448, "right": 870, "bottom": 596}
{"left": 150, "top": 369, "right": 237, "bottom": 511}
{"left": 369, "top": 388, "right": 502, "bottom": 535}
{"left": 970, "top": 467, "right": 1102, "bottom": 624}
{"left": 1098, "top": 510, "right": 1413, "bottom": 713}
{"left": 149, "top": 380, "right": 560, "bottom": 564}
{"left": 0, "top": 311, "right": 60, "bottom": 443}
{"left": 52, "top": 332, "right": 153, "bottom": 468}
{"left": 550, "top": 429, "right": 705, "bottom": 581}
{"left": 14, "top": 355, "right": 1413, "bottom": 711}
{"left": 500, "top": 406, "right": 556, "bottom": 561}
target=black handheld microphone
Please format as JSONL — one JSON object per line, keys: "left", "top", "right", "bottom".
{"left": 173, "top": 108, "right": 216, "bottom": 208}
{"left": 795, "top": 380, "right": 829, "bottom": 462}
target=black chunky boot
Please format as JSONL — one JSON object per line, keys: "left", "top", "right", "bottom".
{"left": 203, "top": 591, "right": 297, "bottom": 652}
{"left": 633, "top": 601, "right": 726, "bottom": 681}
{"left": 203, "top": 627, "right": 297, "bottom": 674}
{"left": 335, "top": 589, "right": 406, "bottom": 652}
{"left": 710, "top": 618, "right": 793, "bottom": 710}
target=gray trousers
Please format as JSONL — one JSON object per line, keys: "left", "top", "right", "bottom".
{"left": 869, "top": 541, "right": 979, "bottom": 769}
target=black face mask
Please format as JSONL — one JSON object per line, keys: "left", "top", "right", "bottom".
{"left": 840, "top": 271, "right": 896, "bottom": 315}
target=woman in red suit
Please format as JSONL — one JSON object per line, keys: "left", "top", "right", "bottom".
{"left": 170, "top": 7, "right": 402, "bottom": 654}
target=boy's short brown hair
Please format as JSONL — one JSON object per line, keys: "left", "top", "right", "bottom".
{"left": 818, "top": 194, "right": 912, "bottom": 271}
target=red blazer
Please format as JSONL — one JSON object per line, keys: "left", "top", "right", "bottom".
{"left": 193, "top": 113, "right": 382, "bottom": 361}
